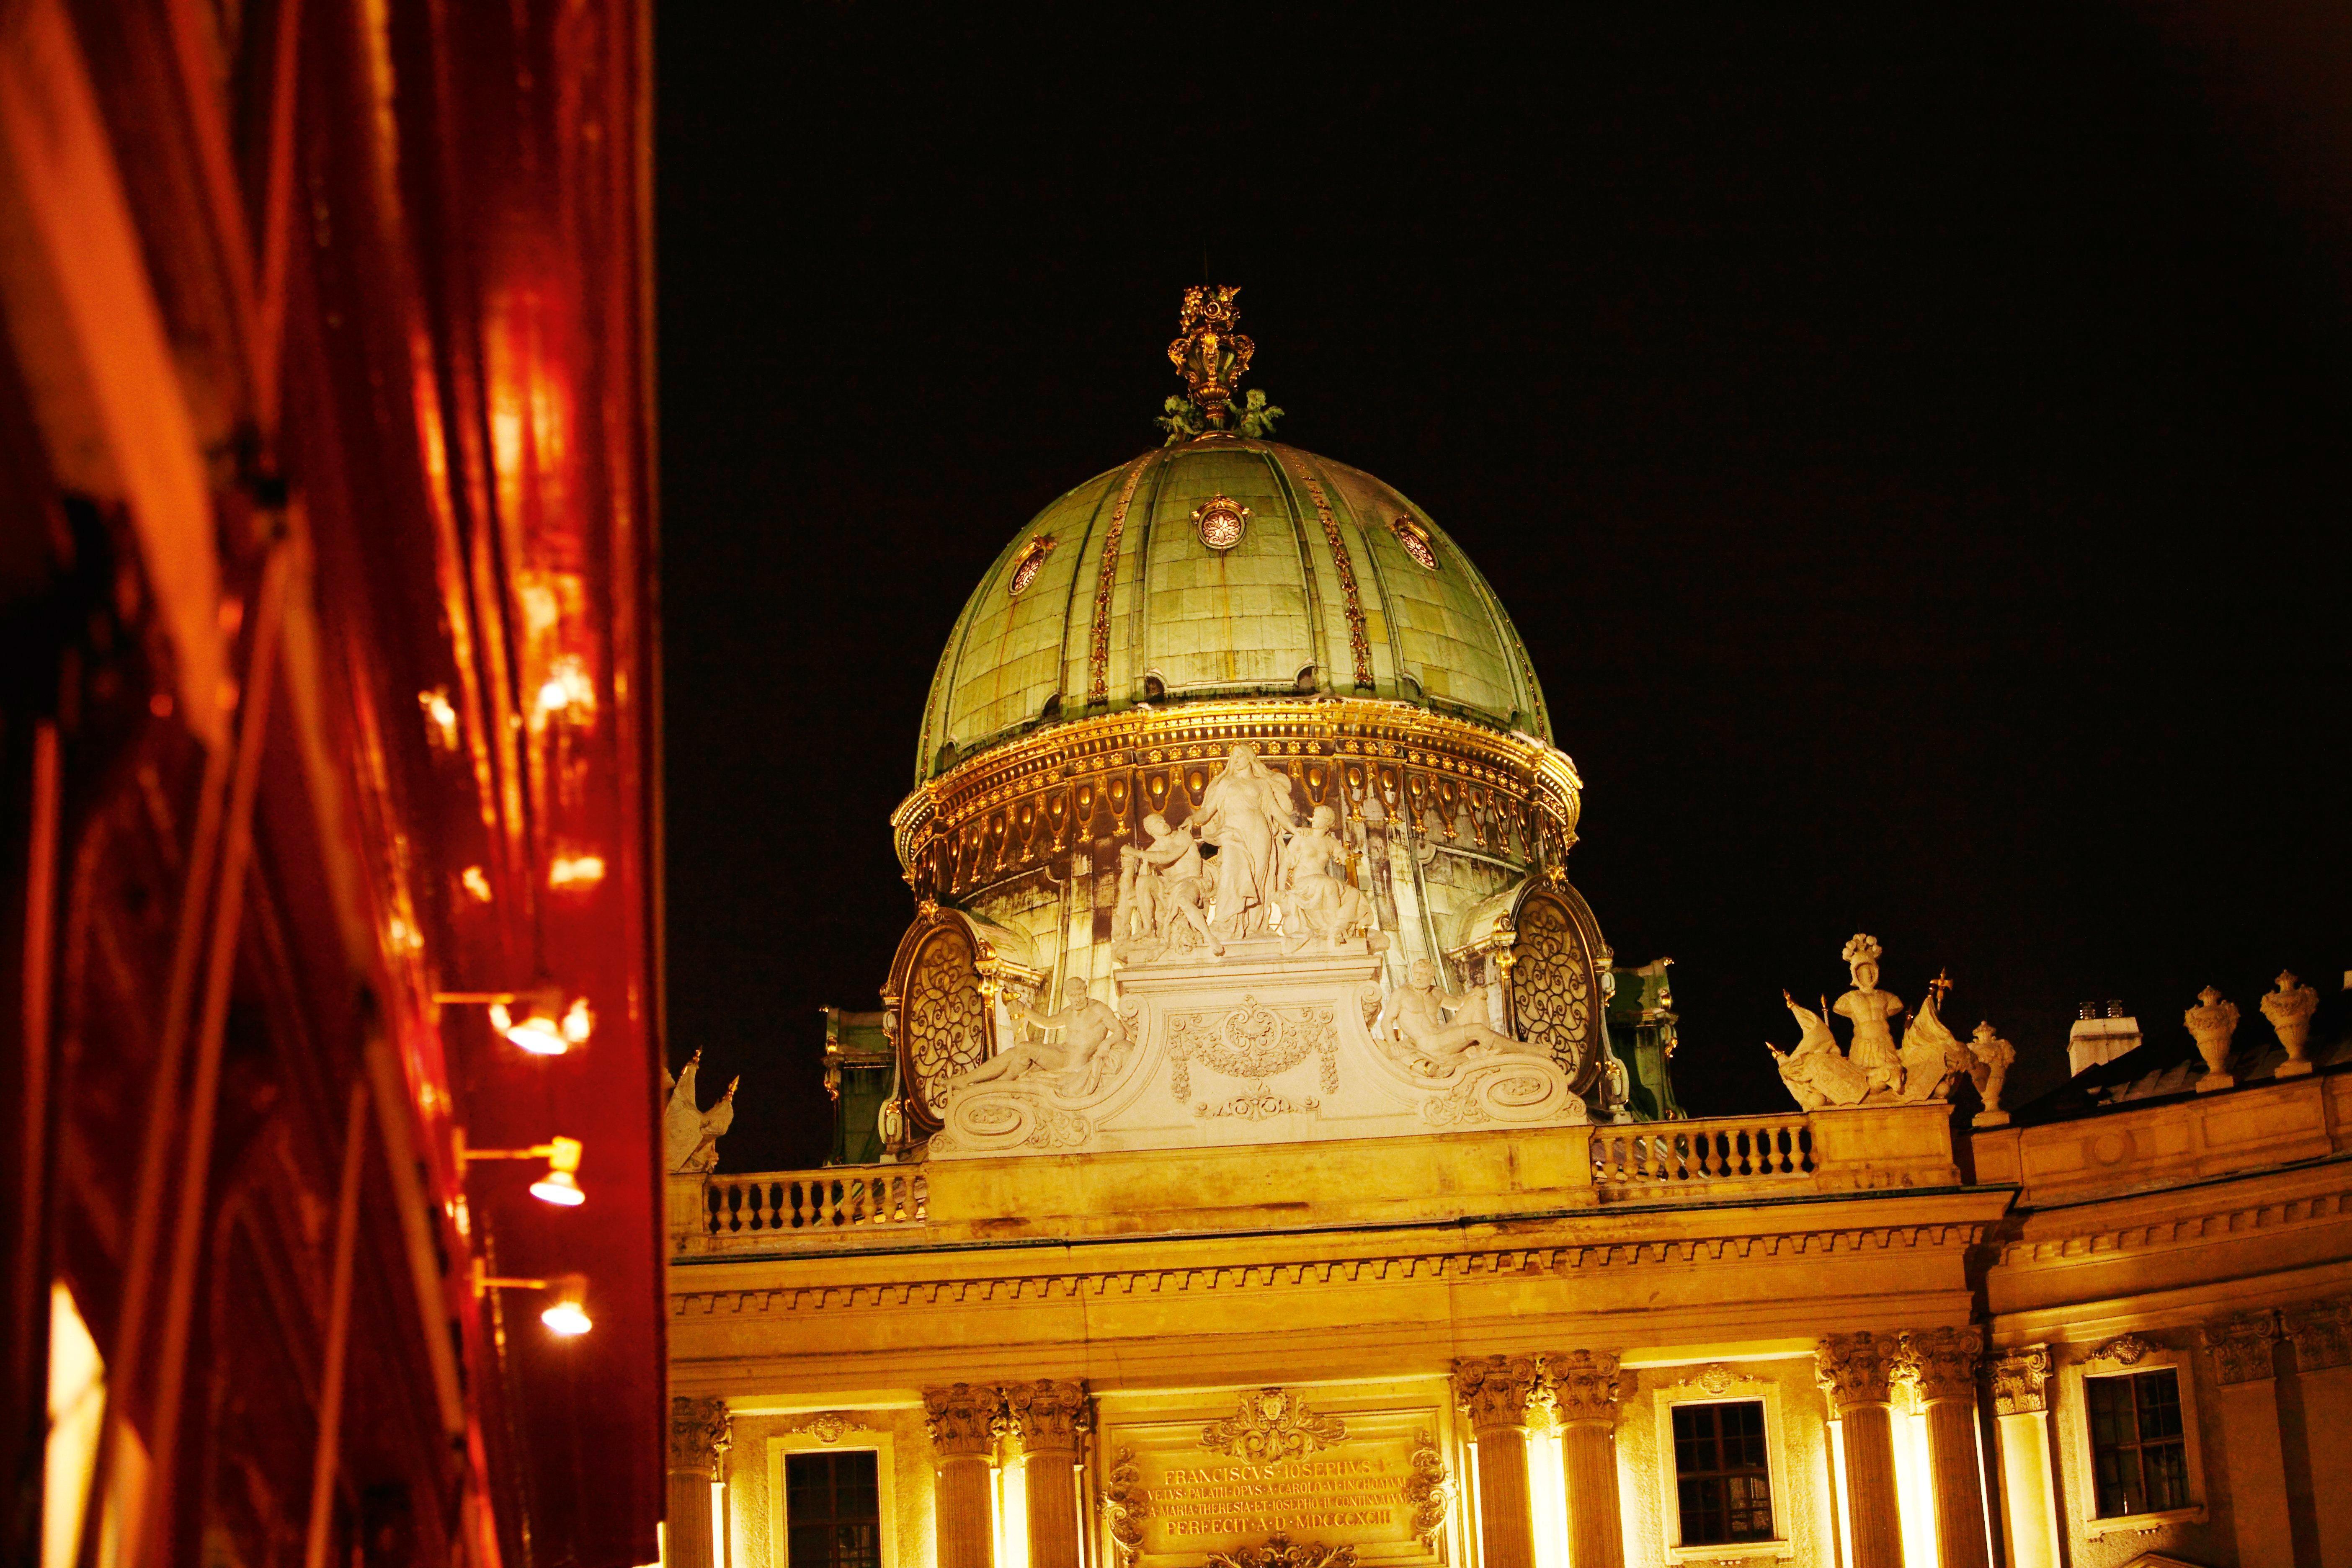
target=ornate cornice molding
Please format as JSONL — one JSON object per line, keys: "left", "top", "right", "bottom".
{"left": 1995, "top": 1189, "right": 2346, "bottom": 1268}
{"left": 1898, "top": 1326, "right": 1983, "bottom": 1406}
{"left": 1199, "top": 1387, "right": 1346, "bottom": 1460}
{"left": 2201, "top": 1312, "right": 2281, "bottom": 1386}
{"left": 669, "top": 1396, "right": 732, "bottom": 1478}
{"left": 2282, "top": 1298, "right": 2352, "bottom": 1372}
{"left": 1816, "top": 1332, "right": 1899, "bottom": 1412}
{"left": 922, "top": 1382, "right": 1006, "bottom": 1458}
{"left": 1547, "top": 1350, "right": 1624, "bottom": 1424}
{"left": 1005, "top": 1378, "right": 1091, "bottom": 1455}
{"left": 1989, "top": 1346, "right": 2053, "bottom": 1416}
{"left": 671, "top": 1222, "right": 1991, "bottom": 1318}
{"left": 1453, "top": 1354, "right": 1544, "bottom": 1433}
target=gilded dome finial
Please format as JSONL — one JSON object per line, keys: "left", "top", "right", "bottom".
{"left": 1159, "top": 285, "right": 1283, "bottom": 444}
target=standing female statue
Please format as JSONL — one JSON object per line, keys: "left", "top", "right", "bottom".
{"left": 1190, "top": 743, "right": 1301, "bottom": 939}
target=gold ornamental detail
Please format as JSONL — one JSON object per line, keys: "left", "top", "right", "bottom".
{"left": 1207, "top": 1540, "right": 1356, "bottom": 1568}
{"left": 1087, "top": 457, "right": 1153, "bottom": 706}
{"left": 1168, "top": 284, "right": 1255, "bottom": 428}
{"left": 903, "top": 925, "right": 988, "bottom": 1112}
{"left": 1198, "top": 1387, "right": 1348, "bottom": 1461}
{"left": 1278, "top": 451, "right": 1376, "bottom": 691}
{"left": 1507, "top": 893, "right": 1594, "bottom": 1079}
{"left": 1193, "top": 493, "right": 1251, "bottom": 552}
{"left": 1007, "top": 534, "right": 1057, "bottom": 598}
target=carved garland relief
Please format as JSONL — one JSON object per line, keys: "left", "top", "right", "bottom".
{"left": 1168, "top": 998, "right": 1339, "bottom": 1108}
{"left": 1509, "top": 894, "right": 1593, "bottom": 1078}
{"left": 904, "top": 925, "right": 988, "bottom": 1117}
{"left": 1199, "top": 1387, "right": 1349, "bottom": 1462}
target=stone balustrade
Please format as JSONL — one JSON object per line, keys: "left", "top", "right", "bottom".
{"left": 671, "top": 1168, "right": 928, "bottom": 1254}
{"left": 1589, "top": 1113, "right": 1816, "bottom": 1191}
{"left": 667, "top": 1102, "right": 1965, "bottom": 1256}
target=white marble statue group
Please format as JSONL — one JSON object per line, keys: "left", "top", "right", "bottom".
{"left": 663, "top": 1050, "right": 738, "bottom": 1172}
{"left": 1769, "top": 934, "right": 2015, "bottom": 1115}
{"left": 1110, "top": 743, "right": 1382, "bottom": 964}
{"left": 918, "top": 745, "right": 1584, "bottom": 1155}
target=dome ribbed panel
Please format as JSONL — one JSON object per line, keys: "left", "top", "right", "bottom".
{"left": 918, "top": 441, "right": 1553, "bottom": 781}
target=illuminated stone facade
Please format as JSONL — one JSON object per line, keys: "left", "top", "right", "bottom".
{"left": 667, "top": 317, "right": 2351, "bottom": 1568}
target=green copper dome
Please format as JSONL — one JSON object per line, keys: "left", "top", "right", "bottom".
{"left": 915, "top": 437, "right": 1550, "bottom": 784}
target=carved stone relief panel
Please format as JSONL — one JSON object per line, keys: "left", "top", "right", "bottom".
{"left": 1095, "top": 1382, "right": 1457, "bottom": 1568}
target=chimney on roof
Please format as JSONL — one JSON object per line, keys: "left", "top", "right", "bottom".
{"left": 2070, "top": 1003, "right": 2142, "bottom": 1077}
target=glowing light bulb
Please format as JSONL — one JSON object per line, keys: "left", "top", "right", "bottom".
{"left": 504, "top": 1010, "right": 569, "bottom": 1055}
{"left": 529, "top": 1137, "right": 585, "bottom": 1206}
{"left": 540, "top": 1274, "right": 592, "bottom": 1336}
{"left": 541, "top": 1300, "right": 592, "bottom": 1335}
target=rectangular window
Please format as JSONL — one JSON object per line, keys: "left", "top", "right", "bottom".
{"left": 1672, "top": 1400, "right": 1774, "bottom": 1545}
{"left": 786, "top": 1451, "right": 882, "bottom": 1568}
{"left": 2087, "top": 1369, "right": 2189, "bottom": 1517}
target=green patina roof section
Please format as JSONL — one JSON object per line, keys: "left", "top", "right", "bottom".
{"left": 915, "top": 441, "right": 1551, "bottom": 784}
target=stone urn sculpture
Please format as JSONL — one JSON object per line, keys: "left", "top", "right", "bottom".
{"left": 2185, "top": 986, "right": 2240, "bottom": 1093}
{"left": 2260, "top": 971, "right": 2320, "bottom": 1078}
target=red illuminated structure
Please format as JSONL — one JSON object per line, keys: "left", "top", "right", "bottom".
{"left": 0, "top": 1, "right": 663, "bottom": 1565}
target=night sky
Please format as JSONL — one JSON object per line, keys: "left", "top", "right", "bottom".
{"left": 658, "top": 6, "right": 2352, "bottom": 1174}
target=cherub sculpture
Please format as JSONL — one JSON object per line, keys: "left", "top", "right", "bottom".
{"left": 663, "top": 1050, "right": 739, "bottom": 1173}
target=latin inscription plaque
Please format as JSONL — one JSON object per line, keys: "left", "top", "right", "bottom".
{"left": 1096, "top": 1384, "right": 1455, "bottom": 1568}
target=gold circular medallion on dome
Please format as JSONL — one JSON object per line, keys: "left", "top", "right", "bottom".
{"left": 1191, "top": 494, "right": 1249, "bottom": 551}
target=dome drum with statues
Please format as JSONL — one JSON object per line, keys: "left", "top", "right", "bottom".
{"left": 877, "top": 289, "right": 1642, "bottom": 1158}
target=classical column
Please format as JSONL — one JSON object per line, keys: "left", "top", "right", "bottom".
{"left": 667, "top": 1397, "right": 731, "bottom": 1568}
{"left": 1817, "top": 1333, "right": 1903, "bottom": 1568}
{"left": 1988, "top": 1347, "right": 2061, "bottom": 1568}
{"left": 2203, "top": 1311, "right": 2291, "bottom": 1568}
{"left": 2284, "top": 1300, "right": 2352, "bottom": 1568}
{"left": 1551, "top": 1351, "right": 1626, "bottom": 1568}
{"left": 1901, "top": 1328, "right": 1991, "bottom": 1568}
{"left": 1006, "top": 1380, "right": 1090, "bottom": 1568}
{"left": 925, "top": 1382, "right": 1004, "bottom": 1568}
{"left": 1454, "top": 1355, "right": 1545, "bottom": 1568}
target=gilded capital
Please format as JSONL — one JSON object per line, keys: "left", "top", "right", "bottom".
{"left": 2200, "top": 1311, "right": 2280, "bottom": 1386}
{"left": 1898, "top": 1326, "right": 1984, "bottom": 1406}
{"left": 2283, "top": 1299, "right": 2352, "bottom": 1372}
{"left": 1816, "top": 1332, "right": 1898, "bottom": 1412}
{"left": 1548, "top": 1350, "right": 1624, "bottom": 1424}
{"left": 1452, "top": 1354, "right": 1543, "bottom": 1433}
{"left": 1004, "top": 1378, "right": 1092, "bottom": 1455}
{"left": 923, "top": 1382, "right": 1005, "bottom": 1459}
{"left": 1989, "top": 1347, "right": 2053, "bottom": 1416}
{"left": 669, "top": 1396, "right": 732, "bottom": 1478}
